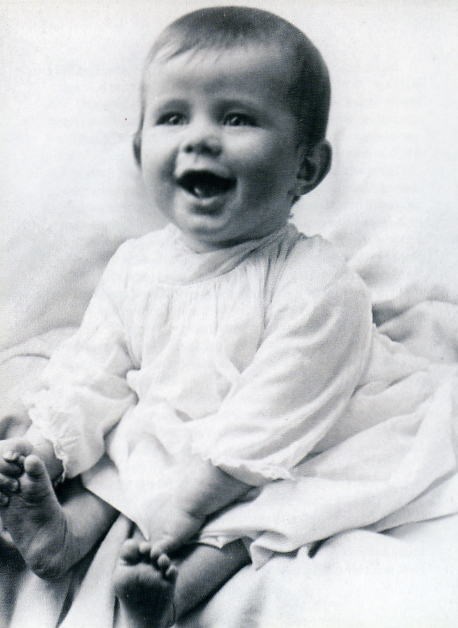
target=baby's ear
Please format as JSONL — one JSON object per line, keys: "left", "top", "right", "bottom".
{"left": 295, "top": 140, "right": 332, "bottom": 197}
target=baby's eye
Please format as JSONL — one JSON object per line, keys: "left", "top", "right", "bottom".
{"left": 157, "top": 112, "right": 186, "bottom": 126}
{"left": 223, "top": 113, "right": 255, "bottom": 127}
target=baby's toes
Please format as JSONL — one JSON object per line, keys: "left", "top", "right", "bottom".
{"left": 0, "top": 474, "right": 19, "bottom": 496}
{"left": 150, "top": 536, "right": 175, "bottom": 560}
{"left": 138, "top": 541, "right": 153, "bottom": 558}
{"left": 119, "top": 539, "right": 143, "bottom": 564}
{"left": 156, "top": 553, "right": 177, "bottom": 582}
{"left": 156, "top": 552, "right": 171, "bottom": 575}
{"left": 0, "top": 454, "right": 23, "bottom": 478}
{"left": 17, "top": 455, "right": 54, "bottom": 503}
{"left": 2, "top": 439, "right": 33, "bottom": 464}
{"left": 165, "top": 563, "right": 178, "bottom": 583}
{"left": 23, "top": 455, "right": 47, "bottom": 478}
{"left": 0, "top": 471, "right": 19, "bottom": 507}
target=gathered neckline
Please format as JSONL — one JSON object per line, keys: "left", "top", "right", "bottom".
{"left": 132, "top": 223, "right": 298, "bottom": 286}
{"left": 145, "top": 222, "right": 298, "bottom": 286}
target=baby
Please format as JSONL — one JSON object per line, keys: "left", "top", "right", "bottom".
{"left": 1, "top": 6, "right": 456, "bottom": 628}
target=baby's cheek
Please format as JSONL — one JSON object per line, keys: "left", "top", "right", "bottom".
{"left": 243, "top": 162, "right": 286, "bottom": 199}
{"left": 142, "top": 159, "right": 172, "bottom": 197}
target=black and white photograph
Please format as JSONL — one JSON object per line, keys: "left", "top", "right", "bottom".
{"left": 1, "top": 1, "right": 457, "bottom": 626}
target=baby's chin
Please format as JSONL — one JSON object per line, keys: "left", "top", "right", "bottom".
{"left": 172, "top": 212, "right": 236, "bottom": 245}
{"left": 178, "top": 225, "right": 252, "bottom": 252}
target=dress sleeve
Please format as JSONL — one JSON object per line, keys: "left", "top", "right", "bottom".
{"left": 25, "top": 242, "right": 137, "bottom": 478}
{"left": 190, "top": 238, "right": 373, "bottom": 486}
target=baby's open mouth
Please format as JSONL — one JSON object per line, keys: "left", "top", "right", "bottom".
{"left": 177, "top": 171, "right": 235, "bottom": 199}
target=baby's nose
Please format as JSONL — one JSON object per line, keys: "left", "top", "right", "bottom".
{"left": 181, "top": 126, "right": 222, "bottom": 157}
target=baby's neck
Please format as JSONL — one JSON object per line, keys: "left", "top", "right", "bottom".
{"left": 177, "top": 223, "right": 290, "bottom": 254}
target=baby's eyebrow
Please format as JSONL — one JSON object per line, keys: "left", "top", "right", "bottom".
{"left": 147, "top": 96, "right": 190, "bottom": 113}
{"left": 213, "top": 97, "right": 262, "bottom": 111}
{"left": 209, "top": 98, "right": 273, "bottom": 123}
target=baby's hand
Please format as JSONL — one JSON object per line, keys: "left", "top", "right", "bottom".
{"left": 144, "top": 495, "right": 206, "bottom": 558}
{"left": 0, "top": 438, "right": 33, "bottom": 505}
{"left": 143, "top": 457, "right": 250, "bottom": 558}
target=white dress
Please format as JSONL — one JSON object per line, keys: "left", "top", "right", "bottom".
{"left": 26, "top": 223, "right": 458, "bottom": 567}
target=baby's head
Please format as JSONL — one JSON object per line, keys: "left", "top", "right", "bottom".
{"left": 135, "top": 6, "right": 332, "bottom": 251}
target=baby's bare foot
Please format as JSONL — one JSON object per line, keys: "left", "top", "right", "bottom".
{"left": 113, "top": 539, "right": 178, "bottom": 628}
{"left": 0, "top": 454, "right": 81, "bottom": 579}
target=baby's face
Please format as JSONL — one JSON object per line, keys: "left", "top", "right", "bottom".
{"left": 140, "top": 44, "right": 305, "bottom": 251}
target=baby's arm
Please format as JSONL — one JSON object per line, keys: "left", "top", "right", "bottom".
{"left": 175, "top": 456, "right": 250, "bottom": 518}
{"left": 189, "top": 240, "right": 373, "bottom": 487}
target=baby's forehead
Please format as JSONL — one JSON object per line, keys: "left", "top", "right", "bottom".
{"left": 144, "top": 42, "right": 296, "bottom": 92}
